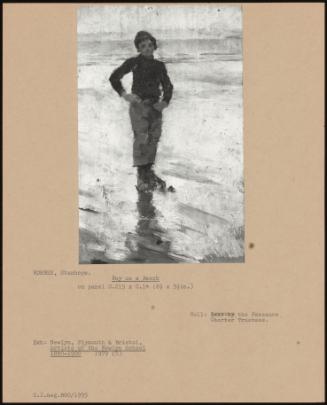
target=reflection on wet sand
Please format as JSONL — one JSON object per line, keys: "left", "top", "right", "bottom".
{"left": 125, "top": 190, "right": 180, "bottom": 263}
{"left": 79, "top": 170, "right": 245, "bottom": 263}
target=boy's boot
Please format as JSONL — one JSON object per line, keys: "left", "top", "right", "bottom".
{"left": 149, "top": 167, "right": 166, "bottom": 191}
{"left": 137, "top": 164, "right": 152, "bottom": 192}
{"left": 142, "top": 163, "right": 158, "bottom": 191}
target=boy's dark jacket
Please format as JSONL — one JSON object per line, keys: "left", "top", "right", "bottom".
{"left": 109, "top": 54, "right": 173, "bottom": 104}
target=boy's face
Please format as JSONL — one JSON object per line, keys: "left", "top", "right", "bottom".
{"left": 138, "top": 38, "right": 155, "bottom": 58}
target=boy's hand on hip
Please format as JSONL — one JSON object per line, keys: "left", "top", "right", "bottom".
{"left": 122, "top": 92, "right": 141, "bottom": 104}
{"left": 153, "top": 101, "right": 168, "bottom": 112}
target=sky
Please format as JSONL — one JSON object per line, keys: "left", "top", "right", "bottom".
{"left": 77, "top": 4, "right": 242, "bottom": 39}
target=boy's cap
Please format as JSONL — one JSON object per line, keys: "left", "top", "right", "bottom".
{"left": 134, "top": 31, "right": 157, "bottom": 50}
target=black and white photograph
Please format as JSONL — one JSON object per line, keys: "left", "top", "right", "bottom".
{"left": 78, "top": 4, "right": 244, "bottom": 264}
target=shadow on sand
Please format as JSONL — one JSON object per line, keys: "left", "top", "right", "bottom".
{"left": 124, "top": 189, "right": 180, "bottom": 263}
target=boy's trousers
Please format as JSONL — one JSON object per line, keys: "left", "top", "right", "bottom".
{"left": 129, "top": 100, "right": 162, "bottom": 167}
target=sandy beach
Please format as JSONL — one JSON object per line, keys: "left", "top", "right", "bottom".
{"left": 78, "top": 37, "right": 244, "bottom": 263}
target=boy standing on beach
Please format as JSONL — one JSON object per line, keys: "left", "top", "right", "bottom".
{"left": 109, "top": 31, "right": 174, "bottom": 192}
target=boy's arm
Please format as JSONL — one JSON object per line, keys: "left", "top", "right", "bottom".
{"left": 161, "top": 63, "right": 174, "bottom": 105}
{"left": 109, "top": 58, "right": 135, "bottom": 97}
